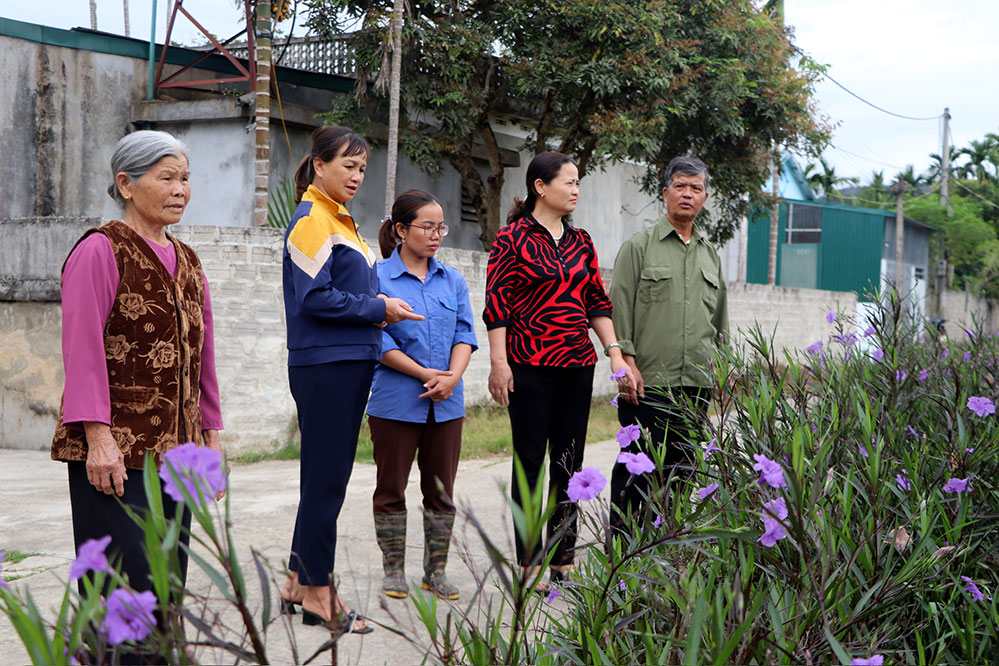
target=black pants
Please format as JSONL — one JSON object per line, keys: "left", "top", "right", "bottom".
{"left": 508, "top": 362, "right": 594, "bottom": 567}
{"left": 68, "top": 460, "right": 192, "bottom": 595}
{"left": 611, "top": 386, "right": 710, "bottom": 526}
{"left": 288, "top": 359, "right": 375, "bottom": 586}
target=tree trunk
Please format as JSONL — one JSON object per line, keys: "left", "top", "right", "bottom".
{"left": 384, "top": 0, "right": 405, "bottom": 216}
{"left": 254, "top": 0, "right": 272, "bottom": 227}
{"left": 534, "top": 90, "right": 557, "bottom": 155}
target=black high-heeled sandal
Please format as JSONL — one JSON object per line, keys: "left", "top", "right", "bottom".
{"left": 301, "top": 608, "right": 374, "bottom": 635}
{"left": 279, "top": 597, "right": 301, "bottom": 615}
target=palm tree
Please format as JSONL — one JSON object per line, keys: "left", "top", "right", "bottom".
{"left": 803, "top": 157, "right": 859, "bottom": 202}
{"left": 860, "top": 170, "right": 892, "bottom": 206}
{"left": 926, "top": 146, "right": 960, "bottom": 184}
{"left": 897, "top": 164, "right": 925, "bottom": 192}
{"left": 959, "top": 138, "right": 999, "bottom": 183}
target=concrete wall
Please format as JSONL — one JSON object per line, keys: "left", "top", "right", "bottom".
{"left": 938, "top": 288, "right": 999, "bottom": 336}
{"left": 3, "top": 217, "right": 865, "bottom": 454}
{"left": 2, "top": 26, "right": 660, "bottom": 257}
{"left": 727, "top": 283, "right": 858, "bottom": 354}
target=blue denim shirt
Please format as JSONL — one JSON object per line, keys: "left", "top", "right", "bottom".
{"left": 367, "top": 250, "right": 478, "bottom": 423}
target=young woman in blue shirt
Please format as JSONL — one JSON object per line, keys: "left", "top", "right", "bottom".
{"left": 368, "top": 190, "right": 478, "bottom": 600}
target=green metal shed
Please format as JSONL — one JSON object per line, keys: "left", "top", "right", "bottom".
{"left": 746, "top": 199, "right": 932, "bottom": 302}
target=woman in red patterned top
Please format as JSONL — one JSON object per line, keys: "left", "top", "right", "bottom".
{"left": 484, "top": 151, "right": 635, "bottom": 592}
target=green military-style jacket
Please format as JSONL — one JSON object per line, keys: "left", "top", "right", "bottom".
{"left": 609, "top": 217, "right": 728, "bottom": 389}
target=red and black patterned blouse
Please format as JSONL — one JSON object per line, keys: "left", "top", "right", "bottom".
{"left": 484, "top": 214, "right": 612, "bottom": 367}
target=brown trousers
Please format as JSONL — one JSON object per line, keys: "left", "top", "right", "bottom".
{"left": 370, "top": 406, "right": 463, "bottom": 514}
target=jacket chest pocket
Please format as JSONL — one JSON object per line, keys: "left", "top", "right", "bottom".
{"left": 701, "top": 267, "right": 719, "bottom": 311}
{"left": 638, "top": 266, "right": 671, "bottom": 303}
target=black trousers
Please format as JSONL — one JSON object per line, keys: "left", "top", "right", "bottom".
{"left": 508, "top": 362, "right": 594, "bottom": 567}
{"left": 611, "top": 386, "right": 710, "bottom": 526}
{"left": 288, "top": 359, "right": 375, "bottom": 586}
{"left": 68, "top": 460, "right": 192, "bottom": 596}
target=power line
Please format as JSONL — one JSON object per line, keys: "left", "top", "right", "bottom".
{"left": 823, "top": 72, "right": 942, "bottom": 122}
{"left": 829, "top": 144, "right": 905, "bottom": 170}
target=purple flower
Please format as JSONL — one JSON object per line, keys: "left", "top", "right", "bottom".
{"left": 943, "top": 477, "right": 970, "bottom": 494}
{"left": 763, "top": 497, "right": 788, "bottom": 521}
{"left": 759, "top": 520, "right": 786, "bottom": 547}
{"left": 704, "top": 438, "right": 721, "bottom": 459}
{"left": 102, "top": 589, "right": 157, "bottom": 645}
{"left": 962, "top": 576, "right": 985, "bottom": 602}
{"left": 896, "top": 370, "right": 907, "bottom": 382}
{"left": 69, "top": 535, "right": 112, "bottom": 581}
{"left": 849, "top": 657, "right": 884, "bottom": 666}
{"left": 896, "top": 473, "right": 911, "bottom": 491}
{"left": 826, "top": 310, "right": 836, "bottom": 324}
{"left": 966, "top": 447, "right": 975, "bottom": 453}
{"left": 758, "top": 498, "right": 788, "bottom": 548}
{"left": 159, "top": 443, "right": 226, "bottom": 508}
{"left": 967, "top": 396, "right": 996, "bottom": 418}
{"left": 617, "top": 451, "right": 656, "bottom": 475}
{"left": 545, "top": 587, "right": 561, "bottom": 604}
{"left": 616, "top": 424, "right": 642, "bottom": 448}
{"left": 567, "top": 467, "right": 606, "bottom": 502}
{"left": 918, "top": 368, "right": 929, "bottom": 382}
{"left": 619, "top": 579, "right": 627, "bottom": 592}
{"left": 697, "top": 483, "right": 719, "bottom": 500}
{"left": 966, "top": 330, "right": 975, "bottom": 338}
{"left": 863, "top": 325, "right": 876, "bottom": 338}
{"left": 871, "top": 349, "right": 884, "bottom": 362}
{"left": 858, "top": 443, "right": 869, "bottom": 458}
{"left": 806, "top": 340, "right": 824, "bottom": 355}
{"left": 906, "top": 425, "right": 918, "bottom": 438}
{"left": 610, "top": 367, "right": 627, "bottom": 381}
{"left": 835, "top": 333, "right": 858, "bottom": 347}
{"left": 941, "top": 348, "right": 949, "bottom": 358}
{"left": 963, "top": 350, "right": 972, "bottom": 361}
{"left": 0, "top": 552, "right": 8, "bottom": 590}
{"left": 652, "top": 514, "right": 662, "bottom": 528}
{"left": 610, "top": 394, "right": 619, "bottom": 408}
{"left": 752, "top": 454, "right": 787, "bottom": 489}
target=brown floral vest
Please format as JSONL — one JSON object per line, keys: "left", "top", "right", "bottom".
{"left": 51, "top": 221, "right": 206, "bottom": 469}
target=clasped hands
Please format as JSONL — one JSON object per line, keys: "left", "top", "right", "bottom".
{"left": 420, "top": 368, "right": 458, "bottom": 402}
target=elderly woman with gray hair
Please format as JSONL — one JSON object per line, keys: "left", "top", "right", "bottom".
{"left": 51, "top": 130, "right": 224, "bottom": 595}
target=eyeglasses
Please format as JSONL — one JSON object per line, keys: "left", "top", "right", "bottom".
{"left": 409, "top": 223, "right": 449, "bottom": 238}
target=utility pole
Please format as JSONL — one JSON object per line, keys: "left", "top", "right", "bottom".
{"left": 123, "top": 0, "right": 130, "bottom": 36}
{"left": 940, "top": 107, "right": 951, "bottom": 211}
{"left": 767, "top": 155, "right": 780, "bottom": 285}
{"left": 894, "top": 179, "right": 906, "bottom": 290}
{"left": 384, "top": 0, "right": 405, "bottom": 216}
{"left": 254, "top": 0, "right": 272, "bottom": 227}
{"left": 90, "top": 0, "right": 98, "bottom": 30}
{"left": 765, "top": 0, "right": 783, "bottom": 287}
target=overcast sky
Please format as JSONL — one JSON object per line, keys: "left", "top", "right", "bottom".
{"left": 5, "top": 1, "right": 998, "bottom": 186}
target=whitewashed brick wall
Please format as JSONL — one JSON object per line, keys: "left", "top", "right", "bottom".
{"left": 0, "top": 221, "right": 910, "bottom": 454}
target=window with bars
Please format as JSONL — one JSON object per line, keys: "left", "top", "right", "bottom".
{"left": 785, "top": 204, "right": 822, "bottom": 244}
{"left": 460, "top": 184, "right": 478, "bottom": 225}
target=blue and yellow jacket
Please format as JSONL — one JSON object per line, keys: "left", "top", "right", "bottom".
{"left": 282, "top": 184, "right": 386, "bottom": 366}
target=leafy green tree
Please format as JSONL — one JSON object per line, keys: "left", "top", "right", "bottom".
{"left": 304, "top": 0, "right": 828, "bottom": 248}
{"left": 905, "top": 195, "right": 995, "bottom": 292}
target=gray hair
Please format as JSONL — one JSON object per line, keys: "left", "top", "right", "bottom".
{"left": 664, "top": 156, "right": 710, "bottom": 190}
{"left": 107, "top": 130, "right": 190, "bottom": 209}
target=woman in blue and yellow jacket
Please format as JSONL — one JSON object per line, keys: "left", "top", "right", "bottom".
{"left": 279, "top": 126, "right": 421, "bottom": 634}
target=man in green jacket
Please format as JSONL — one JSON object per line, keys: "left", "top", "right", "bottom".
{"left": 609, "top": 156, "right": 728, "bottom": 526}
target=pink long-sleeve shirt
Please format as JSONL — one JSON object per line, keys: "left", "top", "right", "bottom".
{"left": 60, "top": 233, "right": 223, "bottom": 430}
